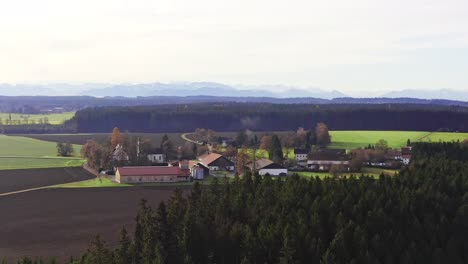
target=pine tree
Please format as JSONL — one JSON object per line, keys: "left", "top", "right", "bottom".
{"left": 115, "top": 227, "right": 132, "bottom": 264}
{"left": 268, "top": 135, "right": 283, "bottom": 164}
{"left": 83, "top": 235, "right": 113, "bottom": 264}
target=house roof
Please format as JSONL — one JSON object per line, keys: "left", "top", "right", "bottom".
{"left": 148, "top": 148, "right": 164, "bottom": 154}
{"left": 189, "top": 160, "right": 209, "bottom": 169}
{"left": 199, "top": 153, "right": 223, "bottom": 165}
{"left": 401, "top": 147, "right": 412, "bottom": 155}
{"left": 117, "top": 166, "right": 189, "bottom": 177}
{"left": 113, "top": 144, "right": 127, "bottom": 155}
{"left": 308, "top": 148, "right": 347, "bottom": 161}
{"left": 294, "top": 149, "right": 309, "bottom": 155}
{"left": 248, "top": 158, "right": 285, "bottom": 170}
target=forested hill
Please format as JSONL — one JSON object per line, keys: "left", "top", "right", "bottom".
{"left": 68, "top": 103, "right": 468, "bottom": 133}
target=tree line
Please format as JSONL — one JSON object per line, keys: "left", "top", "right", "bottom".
{"left": 68, "top": 103, "right": 468, "bottom": 133}
{"left": 2, "top": 103, "right": 468, "bottom": 134}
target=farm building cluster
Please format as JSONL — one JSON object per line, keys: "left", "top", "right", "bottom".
{"left": 294, "top": 146, "right": 412, "bottom": 172}
{"left": 97, "top": 127, "right": 415, "bottom": 184}
{"left": 112, "top": 147, "right": 287, "bottom": 183}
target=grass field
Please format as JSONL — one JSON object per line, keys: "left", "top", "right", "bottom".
{"left": 328, "top": 131, "right": 430, "bottom": 149}
{"left": 418, "top": 132, "right": 468, "bottom": 143}
{"left": 55, "top": 176, "right": 221, "bottom": 188}
{"left": 0, "top": 135, "right": 84, "bottom": 170}
{"left": 0, "top": 112, "right": 74, "bottom": 125}
{"left": 0, "top": 157, "right": 84, "bottom": 170}
{"left": 0, "top": 135, "right": 81, "bottom": 157}
{"left": 55, "top": 177, "right": 128, "bottom": 188}
{"left": 293, "top": 168, "right": 398, "bottom": 179}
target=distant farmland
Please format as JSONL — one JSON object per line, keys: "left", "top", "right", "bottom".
{"left": 0, "top": 112, "right": 75, "bottom": 125}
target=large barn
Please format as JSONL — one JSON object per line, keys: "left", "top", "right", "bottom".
{"left": 199, "top": 153, "right": 235, "bottom": 172}
{"left": 115, "top": 166, "right": 190, "bottom": 183}
{"left": 247, "top": 158, "right": 288, "bottom": 176}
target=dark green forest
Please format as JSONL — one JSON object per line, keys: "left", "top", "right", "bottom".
{"left": 70, "top": 103, "right": 468, "bottom": 133}
{"left": 3, "top": 103, "right": 468, "bottom": 134}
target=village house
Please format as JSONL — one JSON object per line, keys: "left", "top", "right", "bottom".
{"left": 198, "top": 153, "right": 235, "bottom": 172}
{"left": 307, "top": 148, "right": 349, "bottom": 171}
{"left": 112, "top": 144, "right": 129, "bottom": 162}
{"left": 247, "top": 158, "right": 288, "bottom": 176}
{"left": 189, "top": 161, "right": 210, "bottom": 180}
{"left": 147, "top": 148, "right": 166, "bottom": 163}
{"left": 115, "top": 164, "right": 190, "bottom": 183}
{"left": 400, "top": 146, "right": 412, "bottom": 165}
{"left": 294, "top": 148, "right": 309, "bottom": 161}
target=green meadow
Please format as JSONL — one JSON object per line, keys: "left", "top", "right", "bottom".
{"left": 0, "top": 135, "right": 84, "bottom": 170}
{"left": 328, "top": 131, "right": 430, "bottom": 150}
{"left": 0, "top": 112, "right": 75, "bottom": 125}
{"left": 419, "top": 132, "right": 468, "bottom": 143}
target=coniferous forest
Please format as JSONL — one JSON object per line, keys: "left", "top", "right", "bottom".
{"left": 5, "top": 142, "right": 468, "bottom": 264}
{"left": 3, "top": 103, "right": 468, "bottom": 134}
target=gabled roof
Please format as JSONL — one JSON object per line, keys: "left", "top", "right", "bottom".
{"left": 148, "top": 148, "right": 164, "bottom": 154}
{"left": 189, "top": 160, "right": 209, "bottom": 169}
{"left": 248, "top": 158, "right": 285, "bottom": 170}
{"left": 117, "top": 166, "right": 189, "bottom": 177}
{"left": 294, "top": 148, "right": 309, "bottom": 155}
{"left": 401, "top": 147, "right": 412, "bottom": 155}
{"left": 199, "top": 153, "right": 223, "bottom": 166}
{"left": 308, "top": 148, "right": 347, "bottom": 161}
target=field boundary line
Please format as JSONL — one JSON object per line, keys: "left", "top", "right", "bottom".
{"left": 0, "top": 178, "right": 95, "bottom": 197}
{"left": 416, "top": 132, "right": 434, "bottom": 142}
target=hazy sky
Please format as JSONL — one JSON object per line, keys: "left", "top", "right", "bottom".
{"left": 1, "top": 0, "right": 468, "bottom": 95}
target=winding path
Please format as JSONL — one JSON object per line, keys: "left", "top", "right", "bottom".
{"left": 181, "top": 133, "right": 199, "bottom": 144}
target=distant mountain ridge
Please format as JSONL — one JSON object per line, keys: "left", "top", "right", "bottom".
{"left": 383, "top": 89, "right": 468, "bottom": 101}
{"left": 0, "top": 82, "right": 467, "bottom": 101}
{"left": 80, "top": 82, "right": 346, "bottom": 99}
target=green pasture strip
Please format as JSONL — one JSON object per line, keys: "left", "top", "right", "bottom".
{"left": 419, "top": 132, "right": 468, "bottom": 143}
{"left": 0, "top": 157, "right": 85, "bottom": 170}
{"left": 292, "top": 171, "right": 380, "bottom": 179}
{"left": 329, "top": 131, "right": 430, "bottom": 150}
{"left": 0, "top": 112, "right": 75, "bottom": 125}
{"left": 0, "top": 135, "right": 82, "bottom": 157}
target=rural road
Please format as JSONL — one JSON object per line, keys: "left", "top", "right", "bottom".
{"left": 181, "top": 133, "right": 199, "bottom": 144}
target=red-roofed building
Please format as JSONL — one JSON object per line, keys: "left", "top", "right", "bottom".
{"left": 115, "top": 165, "right": 190, "bottom": 183}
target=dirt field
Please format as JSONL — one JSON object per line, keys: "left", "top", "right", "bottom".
{"left": 0, "top": 167, "right": 94, "bottom": 194}
{"left": 0, "top": 186, "right": 186, "bottom": 262}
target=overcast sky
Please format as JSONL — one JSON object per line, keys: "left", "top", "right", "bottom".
{"left": 1, "top": 0, "right": 467, "bottom": 96}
